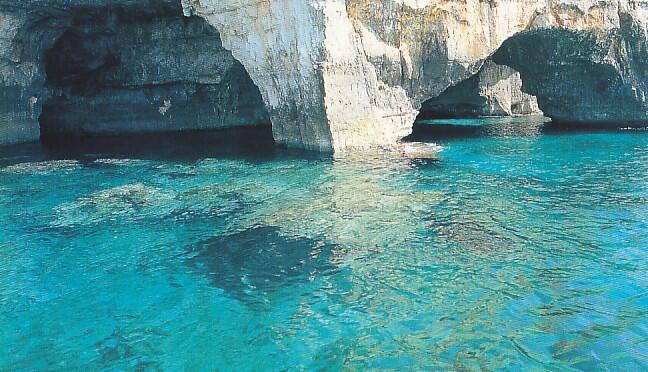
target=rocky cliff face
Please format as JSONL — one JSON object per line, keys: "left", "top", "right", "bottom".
{"left": 183, "top": 0, "right": 648, "bottom": 150}
{"left": 0, "top": 0, "right": 268, "bottom": 145}
{"left": 0, "top": 8, "right": 61, "bottom": 145}
{"left": 40, "top": 8, "right": 269, "bottom": 137}
{"left": 419, "top": 60, "right": 542, "bottom": 118}
{"left": 1, "top": 0, "right": 647, "bottom": 150}
{"left": 493, "top": 22, "right": 648, "bottom": 125}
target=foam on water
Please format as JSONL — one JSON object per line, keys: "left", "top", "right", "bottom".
{"left": 1, "top": 160, "right": 82, "bottom": 174}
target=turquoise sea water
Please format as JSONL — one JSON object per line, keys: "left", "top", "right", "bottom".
{"left": 1, "top": 120, "right": 647, "bottom": 370}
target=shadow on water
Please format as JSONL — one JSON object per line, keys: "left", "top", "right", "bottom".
{"left": 409, "top": 116, "right": 648, "bottom": 141}
{"left": 184, "top": 226, "right": 339, "bottom": 304}
{"left": 0, "top": 126, "right": 330, "bottom": 167}
{"left": 4, "top": 117, "right": 642, "bottom": 167}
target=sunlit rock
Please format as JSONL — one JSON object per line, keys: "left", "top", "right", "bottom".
{"left": 0, "top": 0, "right": 647, "bottom": 149}
{"left": 183, "top": 0, "right": 648, "bottom": 150}
{"left": 400, "top": 142, "right": 442, "bottom": 160}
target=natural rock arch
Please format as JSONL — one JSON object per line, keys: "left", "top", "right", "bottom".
{"left": 39, "top": 7, "right": 270, "bottom": 139}
{"left": 0, "top": 1, "right": 270, "bottom": 145}
{"left": 2, "top": 0, "right": 648, "bottom": 151}
{"left": 417, "top": 60, "right": 542, "bottom": 120}
{"left": 416, "top": 17, "right": 648, "bottom": 125}
{"left": 183, "top": 0, "right": 648, "bottom": 152}
{"left": 492, "top": 23, "right": 648, "bottom": 126}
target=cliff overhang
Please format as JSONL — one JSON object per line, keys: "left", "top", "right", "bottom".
{"left": 1, "top": 0, "right": 647, "bottom": 151}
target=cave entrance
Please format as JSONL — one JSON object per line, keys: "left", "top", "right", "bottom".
{"left": 415, "top": 60, "right": 543, "bottom": 122}
{"left": 412, "top": 59, "right": 545, "bottom": 138}
{"left": 412, "top": 24, "right": 648, "bottom": 138}
{"left": 490, "top": 27, "right": 648, "bottom": 127}
{"left": 39, "top": 5, "right": 270, "bottom": 142}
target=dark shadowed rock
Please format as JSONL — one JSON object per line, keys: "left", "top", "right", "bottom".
{"left": 0, "top": 1, "right": 269, "bottom": 145}
{"left": 493, "top": 24, "right": 648, "bottom": 127}
{"left": 419, "top": 60, "right": 542, "bottom": 119}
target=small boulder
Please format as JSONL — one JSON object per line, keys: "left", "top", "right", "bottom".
{"left": 400, "top": 142, "right": 442, "bottom": 160}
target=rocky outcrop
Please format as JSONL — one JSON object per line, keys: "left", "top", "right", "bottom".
{"left": 493, "top": 21, "right": 648, "bottom": 126}
{"left": 419, "top": 60, "right": 542, "bottom": 118}
{"left": 1, "top": 0, "right": 647, "bottom": 150}
{"left": 40, "top": 8, "right": 269, "bottom": 137}
{"left": 0, "top": 8, "right": 63, "bottom": 145}
{"left": 183, "top": 0, "right": 648, "bottom": 150}
{"left": 0, "top": 1, "right": 269, "bottom": 145}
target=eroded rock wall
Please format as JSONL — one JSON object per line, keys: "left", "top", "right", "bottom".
{"left": 0, "top": 9, "right": 64, "bottom": 144}
{"left": 2, "top": 0, "right": 647, "bottom": 150}
{"left": 419, "top": 60, "right": 542, "bottom": 118}
{"left": 40, "top": 9, "right": 269, "bottom": 137}
{"left": 183, "top": 0, "right": 648, "bottom": 151}
{"left": 181, "top": 0, "right": 423, "bottom": 151}
{"left": 493, "top": 20, "right": 648, "bottom": 125}
{"left": 0, "top": 0, "right": 269, "bottom": 145}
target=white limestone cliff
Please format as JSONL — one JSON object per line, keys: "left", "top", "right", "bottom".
{"left": 1, "top": 0, "right": 647, "bottom": 150}
{"left": 182, "top": 0, "right": 648, "bottom": 151}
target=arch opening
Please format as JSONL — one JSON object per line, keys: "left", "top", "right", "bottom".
{"left": 490, "top": 26, "right": 648, "bottom": 127}
{"left": 37, "top": 5, "right": 271, "bottom": 142}
{"left": 415, "top": 60, "right": 543, "bottom": 122}
{"left": 411, "top": 58, "right": 546, "bottom": 139}
{"left": 413, "top": 22, "right": 648, "bottom": 138}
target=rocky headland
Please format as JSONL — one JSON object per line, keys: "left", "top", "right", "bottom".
{"left": 1, "top": 0, "right": 647, "bottom": 151}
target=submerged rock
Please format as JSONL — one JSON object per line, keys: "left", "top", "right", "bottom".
{"left": 1, "top": 160, "right": 81, "bottom": 174}
{"left": 400, "top": 142, "right": 442, "bottom": 160}
{"left": 185, "top": 226, "right": 338, "bottom": 303}
{"left": 51, "top": 183, "right": 178, "bottom": 227}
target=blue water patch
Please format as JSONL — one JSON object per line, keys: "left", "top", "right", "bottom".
{"left": 184, "top": 226, "right": 339, "bottom": 304}
{"left": 1, "top": 124, "right": 647, "bottom": 370}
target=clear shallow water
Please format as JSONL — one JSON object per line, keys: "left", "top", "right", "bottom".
{"left": 1, "top": 122, "right": 647, "bottom": 370}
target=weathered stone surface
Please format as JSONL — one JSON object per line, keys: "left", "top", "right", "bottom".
{"left": 40, "top": 9, "right": 269, "bottom": 137}
{"left": 0, "top": 86, "right": 41, "bottom": 145}
{"left": 0, "top": 8, "right": 63, "bottom": 144}
{"left": 0, "top": 1, "right": 269, "bottom": 145}
{"left": 1, "top": 0, "right": 647, "bottom": 150}
{"left": 419, "top": 60, "right": 542, "bottom": 118}
{"left": 183, "top": 0, "right": 648, "bottom": 150}
{"left": 493, "top": 23, "right": 648, "bottom": 126}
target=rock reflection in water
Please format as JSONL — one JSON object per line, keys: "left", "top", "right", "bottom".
{"left": 413, "top": 116, "right": 549, "bottom": 140}
{"left": 260, "top": 151, "right": 444, "bottom": 250}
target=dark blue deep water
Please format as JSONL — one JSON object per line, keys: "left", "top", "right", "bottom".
{"left": 1, "top": 119, "right": 647, "bottom": 370}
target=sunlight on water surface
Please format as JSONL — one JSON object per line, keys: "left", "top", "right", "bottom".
{"left": 1, "top": 122, "right": 647, "bottom": 370}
